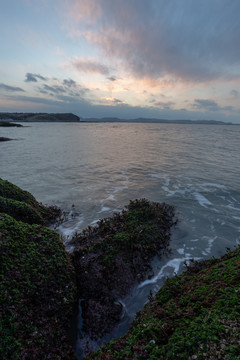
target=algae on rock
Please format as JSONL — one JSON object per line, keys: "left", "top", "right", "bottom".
{"left": 0, "top": 178, "right": 61, "bottom": 225}
{"left": 71, "top": 198, "right": 177, "bottom": 340}
{"left": 86, "top": 247, "right": 240, "bottom": 360}
{"left": 0, "top": 179, "right": 77, "bottom": 360}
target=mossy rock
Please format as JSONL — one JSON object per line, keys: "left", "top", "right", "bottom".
{"left": 71, "top": 199, "right": 176, "bottom": 339}
{"left": 0, "top": 213, "right": 77, "bottom": 360}
{"left": 0, "top": 178, "right": 61, "bottom": 225}
{"left": 86, "top": 248, "right": 240, "bottom": 360}
{"left": 0, "top": 196, "right": 45, "bottom": 224}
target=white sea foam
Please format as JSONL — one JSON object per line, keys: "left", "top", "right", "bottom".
{"left": 98, "top": 206, "right": 111, "bottom": 213}
{"left": 193, "top": 192, "right": 212, "bottom": 207}
{"left": 200, "top": 183, "right": 226, "bottom": 190}
{"left": 216, "top": 218, "right": 226, "bottom": 225}
{"left": 203, "top": 235, "right": 217, "bottom": 253}
{"left": 177, "top": 248, "right": 185, "bottom": 255}
{"left": 58, "top": 219, "right": 84, "bottom": 238}
{"left": 106, "top": 194, "right": 116, "bottom": 201}
{"left": 90, "top": 219, "right": 99, "bottom": 225}
{"left": 138, "top": 257, "right": 201, "bottom": 289}
{"left": 227, "top": 204, "right": 240, "bottom": 211}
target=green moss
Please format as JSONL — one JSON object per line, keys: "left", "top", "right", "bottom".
{"left": 0, "top": 213, "right": 77, "bottom": 359}
{"left": 0, "top": 178, "right": 61, "bottom": 225}
{"left": 0, "top": 179, "right": 77, "bottom": 359}
{"left": 72, "top": 199, "right": 176, "bottom": 266}
{"left": 0, "top": 195, "right": 45, "bottom": 224}
{"left": 86, "top": 247, "right": 240, "bottom": 360}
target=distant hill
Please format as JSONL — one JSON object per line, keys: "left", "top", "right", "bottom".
{"left": 0, "top": 113, "right": 236, "bottom": 124}
{"left": 82, "top": 117, "right": 233, "bottom": 125}
{"left": 0, "top": 112, "right": 80, "bottom": 122}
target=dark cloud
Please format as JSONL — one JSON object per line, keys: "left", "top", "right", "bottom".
{"left": 3, "top": 94, "right": 64, "bottom": 106}
{"left": 154, "top": 101, "right": 175, "bottom": 109}
{"left": 43, "top": 84, "right": 66, "bottom": 94}
{"left": 0, "top": 83, "right": 25, "bottom": 92}
{"left": 36, "top": 79, "right": 89, "bottom": 99}
{"left": 63, "top": 79, "right": 77, "bottom": 87}
{"left": 107, "top": 76, "right": 117, "bottom": 82}
{"left": 230, "top": 89, "right": 239, "bottom": 97}
{"left": 193, "top": 99, "right": 234, "bottom": 112}
{"left": 72, "top": 58, "right": 110, "bottom": 75}
{"left": 72, "top": 0, "right": 240, "bottom": 82}
{"left": 112, "top": 98, "right": 123, "bottom": 104}
{"left": 222, "top": 105, "right": 234, "bottom": 112}
{"left": 25, "top": 73, "right": 48, "bottom": 82}
{"left": 193, "top": 99, "right": 220, "bottom": 111}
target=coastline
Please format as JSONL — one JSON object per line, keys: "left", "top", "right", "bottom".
{"left": 1, "top": 179, "right": 240, "bottom": 359}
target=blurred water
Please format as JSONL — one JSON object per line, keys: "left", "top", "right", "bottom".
{"left": 1, "top": 122, "right": 240, "bottom": 354}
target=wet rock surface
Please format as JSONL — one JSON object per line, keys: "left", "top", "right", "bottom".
{"left": 70, "top": 199, "right": 177, "bottom": 343}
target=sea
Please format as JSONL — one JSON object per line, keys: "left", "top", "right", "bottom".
{"left": 1, "top": 121, "right": 240, "bottom": 355}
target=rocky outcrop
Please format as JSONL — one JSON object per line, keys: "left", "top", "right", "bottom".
{"left": 0, "top": 137, "right": 12, "bottom": 141}
{"left": 86, "top": 248, "right": 240, "bottom": 360}
{"left": 70, "top": 199, "right": 176, "bottom": 341}
{"left": 0, "top": 179, "right": 77, "bottom": 360}
{"left": 0, "top": 178, "right": 61, "bottom": 225}
{"left": 0, "top": 121, "right": 23, "bottom": 127}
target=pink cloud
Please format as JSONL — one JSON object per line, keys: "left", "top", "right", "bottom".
{"left": 71, "top": 57, "right": 110, "bottom": 75}
{"left": 64, "top": 0, "right": 240, "bottom": 84}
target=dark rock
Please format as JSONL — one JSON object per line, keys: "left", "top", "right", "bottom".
{"left": 71, "top": 199, "right": 177, "bottom": 340}
{"left": 0, "top": 137, "right": 11, "bottom": 141}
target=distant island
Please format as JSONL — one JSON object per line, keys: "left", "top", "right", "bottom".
{"left": 0, "top": 112, "right": 80, "bottom": 122}
{"left": 82, "top": 117, "right": 235, "bottom": 125}
{"left": 0, "top": 113, "right": 237, "bottom": 124}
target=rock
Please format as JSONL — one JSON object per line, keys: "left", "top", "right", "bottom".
{"left": 0, "top": 178, "right": 61, "bottom": 225}
{"left": 85, "top": 245, "right": 240, "bottom": 359}
{"left": 0, "top": 180, "right": 78, "bottom": 360}
{"left": 0, "top": 137, "right": 11, "bottom": 141}
{"left": 71, "top": 199, "right": 176, "bottom": 340}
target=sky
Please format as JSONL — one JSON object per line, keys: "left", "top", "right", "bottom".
{"left": 0, "top": 0, "right": 240, "bottom": 122}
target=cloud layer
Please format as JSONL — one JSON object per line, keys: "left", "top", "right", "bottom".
{"left": 0, "top": 83, "right": 25, "bottom": 92}
{"left": 67, "top": 0, "right": 240, "bottom": 83}
{"left": 1, "top": 0, "right": 240, "bottom": 122}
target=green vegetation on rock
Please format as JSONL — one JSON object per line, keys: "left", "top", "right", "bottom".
{"left": 0, "top": 112, "right": 80, "bottom": 122}
{"left": 71, "top": 199, "right": 176, "bottom": 339}
{"left": 0, "top": 179, "right": 77, "bottom": 360}
{"left": 0, "top": 178, "right": 61, "bottom": 225}
{"left": 86, "top": 249, "right": 240, "bottom": 360}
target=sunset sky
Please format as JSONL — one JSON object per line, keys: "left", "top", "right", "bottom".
{"left": 1, "top": 0, "right": 240, "bottom": 122}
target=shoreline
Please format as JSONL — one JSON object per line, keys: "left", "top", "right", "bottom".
{"left": 1, "top": 179, "right": 240, "bottom": 359}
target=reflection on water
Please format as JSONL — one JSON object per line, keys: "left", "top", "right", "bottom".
{"left": 1, "top": 122, "right": 240, "bottom": 253}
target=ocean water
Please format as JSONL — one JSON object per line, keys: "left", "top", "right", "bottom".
{"left": 1, "top": 122, "right": 240, "bottom": 353}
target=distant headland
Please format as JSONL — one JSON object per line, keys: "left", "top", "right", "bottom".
{"left": 0, "top": 112, "right": 80, "bottom": 122}
{"left": 0, "top": 113, "right": 237, "bottom": 124}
